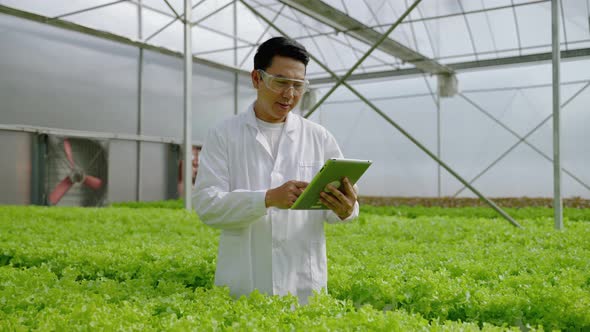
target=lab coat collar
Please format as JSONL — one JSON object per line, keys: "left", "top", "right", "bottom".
{"left": 246, "top": 102, "right": 299, "bottom": 142}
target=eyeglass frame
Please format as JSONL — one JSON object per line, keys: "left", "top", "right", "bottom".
{"left": 257, "top": 69, "right": 310, "bottom": 96}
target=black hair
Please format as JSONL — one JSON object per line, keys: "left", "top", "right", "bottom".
{"left": 254, "top": 37, "right": 309, "bottom": 70}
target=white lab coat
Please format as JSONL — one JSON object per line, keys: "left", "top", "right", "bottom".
{"left": 192, "top": 104, "right": 359, "bottom": 304}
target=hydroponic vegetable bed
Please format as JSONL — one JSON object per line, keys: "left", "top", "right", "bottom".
{"left": 1, "top": 203, "right": 589, "bottom": 331}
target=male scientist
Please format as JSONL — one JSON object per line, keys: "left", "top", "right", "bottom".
{"left": 193, "top": 36, "right": 358, "bottom": 304}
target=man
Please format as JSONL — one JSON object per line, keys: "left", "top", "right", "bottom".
{"left": 193, "top": 37, "right": 358, "bottom": 304}
{"left": 177, "top": 145, "right": 201, "bottom": 196}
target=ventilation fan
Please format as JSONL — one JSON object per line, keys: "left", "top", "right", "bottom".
{"left": 45, "top": 135, "right": 108, "bottom": 206}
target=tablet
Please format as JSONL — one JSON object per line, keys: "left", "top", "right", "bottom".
{"left": 290, "top": 158, "right": 372, "bottom": 210}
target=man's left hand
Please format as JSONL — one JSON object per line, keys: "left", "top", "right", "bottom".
{"left": 319, "top": 177, "right": 357, "bottom": 220}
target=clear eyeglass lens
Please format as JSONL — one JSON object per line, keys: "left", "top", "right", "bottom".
{"left": 260, "top": 70, "right": 308, "bottom": 95}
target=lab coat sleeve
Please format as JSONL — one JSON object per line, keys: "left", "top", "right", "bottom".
{"left": 322, "top": 129, "right": 360, "bottom": 224}
{"left": 192, "top": 127, "right": 267, "bottom": 230}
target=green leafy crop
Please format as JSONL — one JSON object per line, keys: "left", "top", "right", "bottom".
{"left": 1, "top": 204, "right": 589, "bottom": 330}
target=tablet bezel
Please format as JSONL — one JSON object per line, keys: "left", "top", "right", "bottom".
{"left": 290, "top": 158, "right": 372, "bottom": 210}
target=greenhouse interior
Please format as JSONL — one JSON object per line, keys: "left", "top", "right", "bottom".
{"left": 1, "top": 0, "right": 590, "bottom": 330}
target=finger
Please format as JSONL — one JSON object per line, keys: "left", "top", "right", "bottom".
{"left": 319, "top": 195, "right": 337, "bottom": 211}
{"left": 320, "top": 195, "right": 348, "bottom": 217}
{"left": 342, "top": 178, "right": 357, "bottom": 200}
{"left": 288, "top": 193, "right": 298, "bottom": 202}
{"left": 323, "top": 189, "right": 354, "bottom": 215}
{"left": 326, "top": 184, "right": 346, "bottom": 202}
{"left": 341, "top": 177, "right": 353, "bottom": 194}
{"left": 296, "top": 187, "right": 305, "bottom": 196}
{"left": 320, "top": 191, "right": 341, "bottom": 208}
{"left": 294, "top": 181, "right": 309, "bottom": 189}
{"left": 288, "top": 184, "right": 305, "bottom": 196}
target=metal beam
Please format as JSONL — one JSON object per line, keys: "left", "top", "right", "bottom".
{"left": 552, "top": 0, "right": 563, "bottom": 229}
{"left": 234, "top": 0, "right": 239, "bottom": 115}
{"left": 277, "top": 0, "right": 453, "bottom": 75}
{"left": 137, "top": 0, "right": 144, "bottom": 202}
{"left": 183, "top": 0, "right": 192, "bottom": 210}
{"left": 0, "top": 124, "right": 202, "bottom": 146}
{"left": 309, "top": 47, "right": 590, "bottom": 85}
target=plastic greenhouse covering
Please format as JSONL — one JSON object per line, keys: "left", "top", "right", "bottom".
{"left": 1, "top": 0, "right": 589, "bottom": 199}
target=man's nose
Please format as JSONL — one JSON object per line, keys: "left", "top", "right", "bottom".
{"left": 282, "top": 86, "right": 295, "bottom": 98}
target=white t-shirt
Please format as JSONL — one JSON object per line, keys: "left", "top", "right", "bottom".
{"left": 255, "top": 117, "right": 285, "bottom": 160}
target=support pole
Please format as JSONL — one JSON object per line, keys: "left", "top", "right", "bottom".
{"left": 183, "top": 0, "right": 193, "bottom": 210}
{"left": 552, "top": 0, "right": 563, "bottom": 229}
{"left": 233, "top": 0, "right": 239, "bottom": 115}
{"left": 437, "top": 94, "right": 441, "bottom": 197}
{"left": 136, "top": 0, "right": 144, "bottom": 202}
{"left": 240, "top": 0, "right": 522, "bottom": 228}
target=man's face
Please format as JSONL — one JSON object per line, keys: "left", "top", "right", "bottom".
{"left": 252, "top": 55, "right": 306, "bottom": 123}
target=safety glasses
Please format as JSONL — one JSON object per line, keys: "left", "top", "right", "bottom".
{"left": 258, "top": 70, "right": 309, "bottom": 96}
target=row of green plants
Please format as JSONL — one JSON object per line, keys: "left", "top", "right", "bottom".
{"left": 112, "top": 198, "right": 590, "bottom": 221}
{"left": 1, "top": 204, "right": 589, "bottom": 330}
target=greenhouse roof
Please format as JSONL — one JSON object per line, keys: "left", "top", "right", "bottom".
{"left": 2, "top": 0, "right": 589, "bottom": 81}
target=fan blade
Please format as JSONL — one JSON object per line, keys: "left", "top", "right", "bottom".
{"left": 83, "top": 175, "right": 103, "bottom": 190}
{"left": 63, "top": 139, "right": 75, "bottom": 168}
{"left": 49, "top": 177, "right": 74, "bottom": 205}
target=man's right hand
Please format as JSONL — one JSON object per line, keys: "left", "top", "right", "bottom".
{"left": 265, "top": 180, "right": 308, "bottom": 209}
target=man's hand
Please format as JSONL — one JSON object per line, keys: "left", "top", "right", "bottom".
{"left": 320, "top": 177, "right": 357, "bottom": 220}
{"left": 265, "top": 180, "right": 308, "bottom": 209}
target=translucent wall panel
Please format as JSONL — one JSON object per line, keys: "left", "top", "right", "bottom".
{"left": 197, "top": 0, "right": 235, "bottom": 38}
{"left": 0, "top": 0, "right": 138, "bottom": 39}
{"left": 310, "top": 78, "right": 439, "bottom": 197}
{"left": 142, "top": 52, "right": 184, "bottom": 139}
{"left": 236, "top": 0, "right": 274, "bottom": 47}
{"left": 0, "top": 13, "right": 247, "bottom": 142}
{"left": 314, "top": 59, "right": 590, "bottom": 199}
{"left": 561, "top": 0, "right": 590, "bottom": 44}
{"left": 62, "top": 2, "right": 138, "bottom": 40}
{"left": 0, "top": 131, "right": 32, "bottom": 205}
{"left": 192, "top": 0, "right": 232, "bottom": 23}
{"left": 140, "top": 50, "right": 242, "bottom": 143}
{"left": 142, "top": 8, "right": 184, "bottom": 52}
{"left": 190, "top": 61, "right": 238, "bottom": 142}
{"left": 515, "top": 2, "right": 551, "bottom": 50}
{"left": 441, "top": 61, "right": 590, "bottom": 199}
{"left": 236, "top": 44, "right": 258, "bottom": 70}
{"left": 142, "top": 0, "right": 183, "bottom": 16}
{"left": 435, "top": 15, "right": 477, "bottom": 60}
{"left": 237, "top": 74, "right": 258, "bottom": 114}
{"left": 107, "top": 140, "right": 138, "bottom": 203}
{"left": 0, "top": 14, "right": 139, "bottom": 134}
{"left": 465, "top": 12, "right": 498, "bottom": 56}
{"left": 1, "top": 0, "right": 118, "bottom": 19}
{"left": 140, "top": 142, "right": 169, "bottom": 201}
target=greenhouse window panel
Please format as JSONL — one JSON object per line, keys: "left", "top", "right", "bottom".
{"left": 278, "top": 0, "right": 453, "bottom": 75}
{"left": 142, "top": 0, "right": 184, "bottom": 17}
{"left": 235, "top": 1, "right": 281, "bottom": 45}
{"left": 560, "top": 0, "right": 590, "bottom": 44}
{"left": 60, "top": 1, "right": 140, "bottom": 41}
{"left": 0, "top": 0, "right": 120, "bottom": 18}
{"left": 141, "top": 7, "right": 184, "bottom": 52}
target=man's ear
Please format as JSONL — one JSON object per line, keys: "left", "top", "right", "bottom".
{"left": 251, "top": 70, "right": 260, "bottom": 89}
